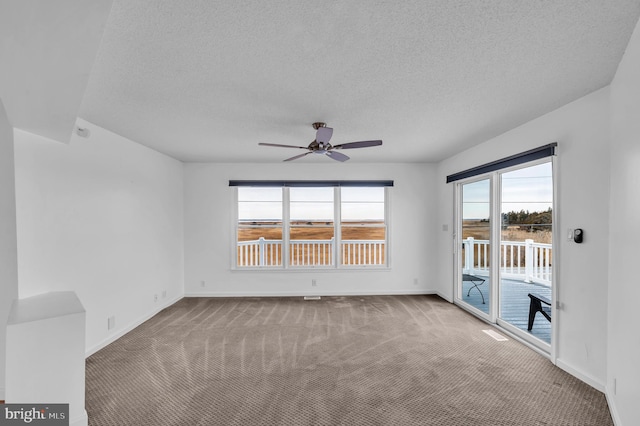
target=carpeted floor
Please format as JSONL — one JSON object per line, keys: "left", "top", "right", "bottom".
{"left": 86, "top": 295, "right": 612, "bottom": 425}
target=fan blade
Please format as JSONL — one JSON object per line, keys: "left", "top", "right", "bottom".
{"left": 333, "top": 140, "right": 382, "bottom": 149}
{"left": 259, "top": 143, "right": 308, "bottom": 149}
{"left": 316, "top": 127, "right": 333, "bottom": 144}
{"left": 283, "top": 152, "right": 312, "bottom": 162}
{"left": 325, "top": 150, "right": 350, "bottom": 162}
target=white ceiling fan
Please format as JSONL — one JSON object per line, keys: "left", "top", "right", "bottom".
{"left": 259, "top": 122, "right": 382, "bottom": 162}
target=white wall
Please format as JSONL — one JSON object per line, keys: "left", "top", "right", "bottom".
{"left": 13, "top": 119, "right": 185, "bottom": 354}
{"left": 608, "top": 14, "right": 640, "bottom": 426}
{"left": 184, "top": 162, "right": 436, "bottom": 297}
{"left": 0, "top": 98, "right": 19, "bottom": 400}
{"left": 435, "top": 87, "right": 611, "bottom": 389}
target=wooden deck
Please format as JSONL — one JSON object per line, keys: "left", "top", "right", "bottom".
{"left": 461, "top": 275, "right": 552, "bottom": 344}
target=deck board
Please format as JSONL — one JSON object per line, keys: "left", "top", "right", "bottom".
{"left": 461, "top": 275, "right": 551, "bottom": 344}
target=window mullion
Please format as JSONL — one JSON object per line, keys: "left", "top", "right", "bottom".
{"left": 334, "top": 187, "right": 341, "bottom": 268}
{"left": 385, "top": 186, "right": 390, "bottom": 267}
{"left": 232, "top": 187, "right": 239, "bottom": 269}
{"left": 283, "top": 187, "right": 290, "bottom": 269}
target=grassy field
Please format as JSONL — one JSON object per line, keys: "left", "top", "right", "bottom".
{"left": 238, "top": 222, "right": 386, "bottom": 241}
{"left": 463, "top": 220, "right": 552, "bottom": 244}
{"left": 240, "top": 221, "right": 549, "bottom": 243}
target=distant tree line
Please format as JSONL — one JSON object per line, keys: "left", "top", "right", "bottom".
{"left": 502, "top": 208, "right": 552, "bottom": 231}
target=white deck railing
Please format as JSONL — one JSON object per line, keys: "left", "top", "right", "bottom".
{"left": 237, "top": 237, "right": 385, "bottom": 267}
{"left": 237, "top": 238, "right": 282, "bottom": 267}
{"left": 290, "top": 239, "right": 333, "bottom": 266}
{"left": 238, "top": 237, "right": 551, "bottom": 283}
{"left": 462, "top": 237, "right": 552, "bottom": 286}
{"left": 342, "top": 240, "right": 385, "bottom": 265}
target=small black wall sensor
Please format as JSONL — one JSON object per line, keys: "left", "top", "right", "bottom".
{"left": 573, "top": 228, "right": 584, "bottom": 243}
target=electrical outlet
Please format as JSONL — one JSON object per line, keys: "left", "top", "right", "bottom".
{"left": 162, "top": 290, "right": 167, "bottom": 298}
{"left": 311, "top": 279, "right": 317, "bottom": 287}
{"left": 200, "top": 280, "right": 205, "bottom": 287}
{"left": 107, "top": 316, "right": 116, "bottom": 331}
{"left": 413, "top": 278, "right": 419, "bottom": 285}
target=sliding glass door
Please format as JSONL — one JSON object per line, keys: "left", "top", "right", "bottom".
{"left": 455, "top": 160, "right": 554, "bottom": 350}
{"left": 497, "top": 162, "right": 553, "bottom": 345}
{"left": 457, "top": 178, "right": 491, "bottom": 317}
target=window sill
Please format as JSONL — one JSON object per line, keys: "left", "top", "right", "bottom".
{"left": 231, "top": 266, "right": 391, "bottom": 272}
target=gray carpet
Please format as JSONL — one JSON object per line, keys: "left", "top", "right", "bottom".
{"left": 86, "top": 295, "right": 612, "bottom": 425}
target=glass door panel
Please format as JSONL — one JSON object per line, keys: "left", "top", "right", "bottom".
{"left": 459, "top": 179, "right": 491, "bottom": 315}
{"left": 498, "top": 162, "right": 553, "bottom": 345}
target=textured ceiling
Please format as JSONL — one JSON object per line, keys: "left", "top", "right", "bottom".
{"left": 33, "top": 1, "right": 640, "bottom": 162}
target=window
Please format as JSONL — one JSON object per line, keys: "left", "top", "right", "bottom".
{"left": 341, "top": 187, "right": 386, "bottom": 265}
{"left": 289, "top": 187, "right": 334, "bottom": 267}
{"left": 237, "top": 187, "right": 283, "bottom": 267}
{"left": 232, "top": 182, "right": 391, "bottom": 269}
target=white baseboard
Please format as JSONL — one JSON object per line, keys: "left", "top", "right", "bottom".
{"left": 184, "top": 289, "right": 436, "bottom": 298}
{"left": 85, "top": 295, "right": 183, "bottom": 357}
{"left": 433, "top": 291, "right": 452, "bottom": 302}
{"left": 605, "top": 386, "right": 621, "bottom": 426}
{"left": 555, "top": 358, "right": 605, "bottom": 392}
{"left": 70, "top": 410, "right": 88, "bottom": 426}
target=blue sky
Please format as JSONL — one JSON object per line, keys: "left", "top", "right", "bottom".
{"left": 463, "top": 162, "right": 553, "bottom": 220}
{"left": 237, "top": 187, "right": 385, "bottom": 221}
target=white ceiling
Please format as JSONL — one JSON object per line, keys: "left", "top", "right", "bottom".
{"left": 0, "top": 0, "right": 112, "bottom": 143}
{"left": 4, "top": 1, "right": 640, "bottom": 163}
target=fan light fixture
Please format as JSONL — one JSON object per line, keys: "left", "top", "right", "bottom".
{"left": 259, "top": 122, "right": 382, "bottom": 162}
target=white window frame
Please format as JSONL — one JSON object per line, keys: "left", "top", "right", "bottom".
{"left": 232, "top": 185, "right": 390, "bottom": 270}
